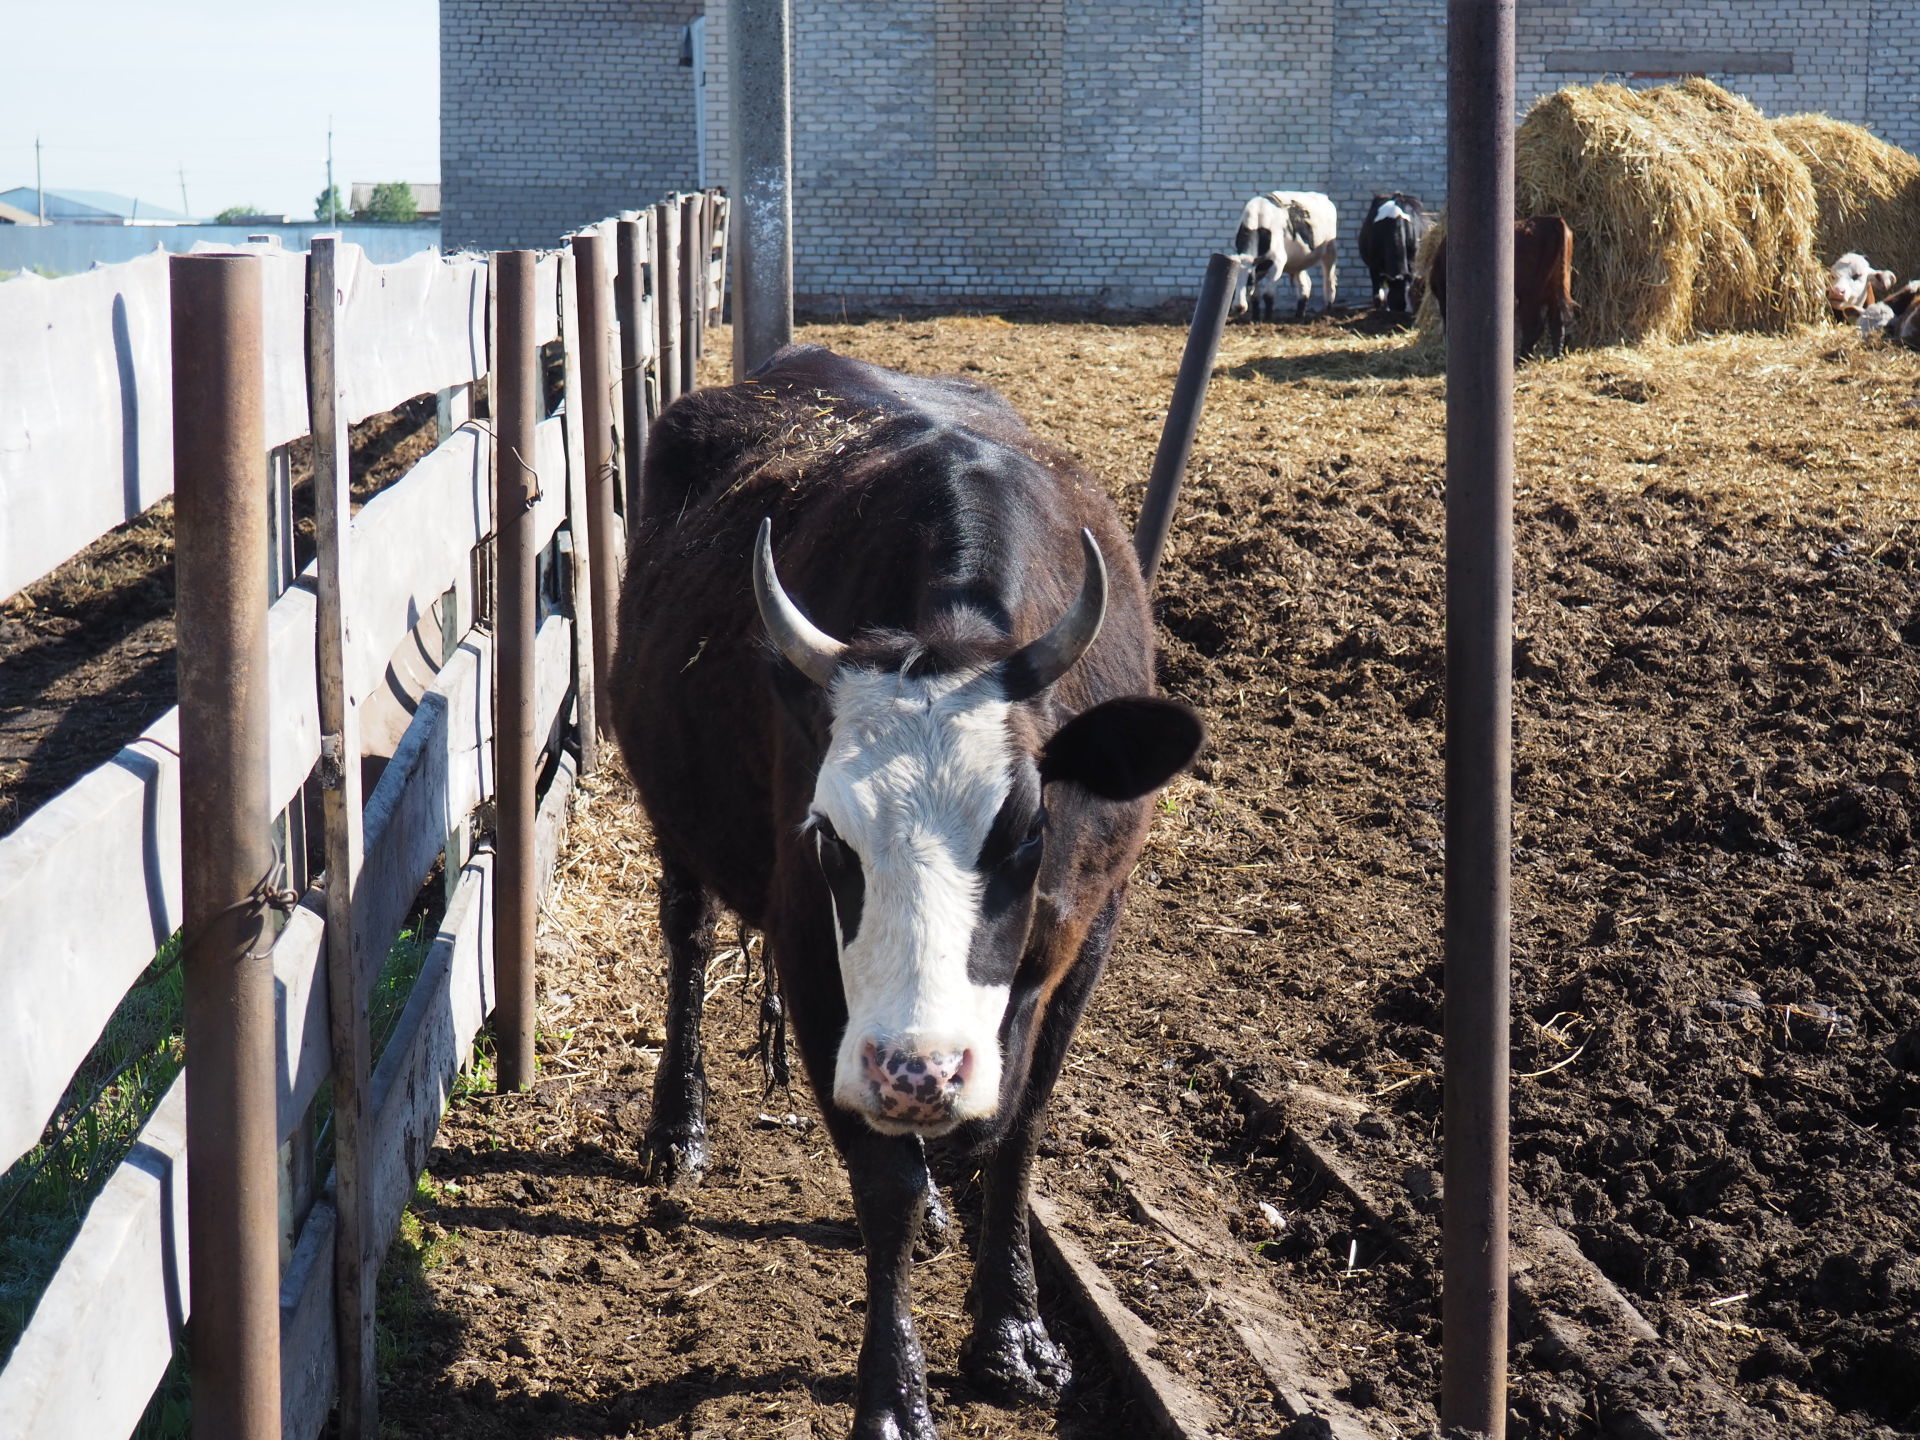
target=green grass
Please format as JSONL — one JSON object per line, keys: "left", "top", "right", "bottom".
{"left": 374, "top": 1174, "right": 462, "bottom": 1384}
{"left": 0, "top": 896, "right": 451, "bottom": 1436}
{"left": 0, "top": 936, "right": 187, "bottom": 1364}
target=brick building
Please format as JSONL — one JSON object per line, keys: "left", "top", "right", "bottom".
{"left": 441, "top": 0, "right": 1920, "bottom": 306}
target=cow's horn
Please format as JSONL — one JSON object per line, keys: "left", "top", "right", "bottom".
{"left": 753, "top": 518, "right": 847, "bottom": 687}
{"left": 1000, "top": 529, "right": 1107, "bottom": 699}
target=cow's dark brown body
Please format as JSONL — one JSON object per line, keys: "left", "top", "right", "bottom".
{"left": 1430, "top": 214, "right": 1577, "bottom": 358}
{"left": 608, "top": 346, "right": 1199, "bottom": 1439}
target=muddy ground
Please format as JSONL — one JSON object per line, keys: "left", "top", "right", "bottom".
{"left": 365, "top": 315, "right": 1920, "bottom": 1440}
{"left": 10, "top": 307, "right": 1920, "bottom": 1438}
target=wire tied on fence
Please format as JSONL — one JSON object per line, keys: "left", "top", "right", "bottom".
{"left": 162, "top": 863, "right": 302, "bottom": 981}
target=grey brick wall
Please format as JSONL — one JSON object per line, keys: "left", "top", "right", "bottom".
{"left": 443, "top": 0, "right": 1920, "bottom": 298}
{"left": 441, "top": 0, "right": 703, "bottom": 251}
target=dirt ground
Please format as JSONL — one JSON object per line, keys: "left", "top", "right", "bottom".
{"left": 0, "top": 395, "right": 441, "bottom": 837}
{"left": 368, "top": 313, "right": 1920, "bottom": 1440}
{"left": 9, "top": 301, "right": 1918, "bottom": 1437}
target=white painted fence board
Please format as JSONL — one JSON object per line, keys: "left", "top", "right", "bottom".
{"left": 0, "top": 252, "right": 173, "bottom": 601}
{"left": 0, "top": 718, "right": 183, "bottom": 1173}
{"left": 346, "top": 423, "right": 486, "bottom": 707}
{"left": 532, "top": 252, "right": 562, "bottom": 346}
{"left": 274, "top": 897, "right": 332, "bottom": 1148}
{"left": 334, "top": 249, "right": 487, "bottom": 425}
{"left": 279, "top": 1197, "right": 338, "bottom": 1440}
{"left": 7, "top": 668, "right": 579, "bottom": 1440}
{"left": 530, "top": 411, "right": 568, "bottom": 555}
{"left": 0, "top": 569, "right": 316, "bottom": 1175}
{"left": 0, "top": 1073, "right": 189, "bottom": 1440}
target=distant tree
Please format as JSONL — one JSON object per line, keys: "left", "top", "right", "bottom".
{"left": 214, "top": 203, "right": 261, "bottom": 224}
{"left": 314, "top": 184, "right": 346, "bottom": 224}
{"left": 356, "top": 182, "right": 417, "bottom": 224}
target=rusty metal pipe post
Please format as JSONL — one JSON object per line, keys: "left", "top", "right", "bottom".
{"left": 492, "top": 251, "right": 541, "bottom": 1092}
{"left": 615, "top": 218, "right": 649, "bottom": 527}
{"left": 656, "top": 201, "right": 682, "bottom": 412}
{"left": 1442, "top": 2, "right": 1515, "bottom": 1436}
{"left": 1133, "top": 252, "right": 1242, "bottom": 592}
{"left": 680, "top": 192, "right": 702, "bottom": 394}
{"left": 170, "top": 252, "right": 281, "bottom": 1440}
{"left": 571, "top": 233, "right": 621, "bottom": 737}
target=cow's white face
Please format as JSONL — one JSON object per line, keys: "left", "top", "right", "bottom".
{"left": 808, "top": 665, "right": 1038, "bottom": 1135}
{"left": 1829, "top": 253, "right": 1894, "bottom": 309}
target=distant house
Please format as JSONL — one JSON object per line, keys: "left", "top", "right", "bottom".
{"left": 0, "top": 188, "right": 193, "bottom": 226}
{"left": 348, "top": 183, "right": 441, "bottom": 219}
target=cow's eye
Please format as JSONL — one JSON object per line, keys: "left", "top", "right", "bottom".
{"left": 1008, "top": 816, "right": 1045, "bottom": 865}
{"left": 812, "top": 814, "right": 851, "bottom": 864}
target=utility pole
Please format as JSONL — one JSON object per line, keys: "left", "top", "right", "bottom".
{"left": 326, "top": 118, "right": 336, "bottom": 225}
{"left": 179, "top": 164, "right": 190, "bottom": 220}
{"left": 35, "top": 134, "right": 45, "bottom": 224}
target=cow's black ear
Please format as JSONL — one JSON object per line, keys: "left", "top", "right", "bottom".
{"left": 1039, "top": 698, "right": 1205, "bottom": 801}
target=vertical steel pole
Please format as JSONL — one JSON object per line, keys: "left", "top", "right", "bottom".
{"left": 615, "top": 217, "right": 649, "bottom": 526}
{"left": 728, "top": 0, "right": 794, "bottom": 376}
{"left": 307, "top": 236, "right": 377, "bottom": 1439}
{"left": 572, "top": 233, "right": 621, "bottom": 738}
{"left": 492, "top": 250, "right": 540, "bottom": 1093}
{"left": 655, "top": 201, "right": 682, "bottom": 412}
{"left": 680, "top": 193, "right": 702, "bottom": 395}
{"left": 1134, "top": 252, "right": 1242, "bottom": 592}
{"left": 170, "top": 252, "right": 281, "bottom": 1440}
{"left": 1443, "top": 2, "right": 1514, "bottom": 1437}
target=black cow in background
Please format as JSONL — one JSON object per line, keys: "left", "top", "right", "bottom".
{"left": 1357, "top": 192, "right": 1433, "bottom": 314}
{"left": 609, "top": 346, "right": 1204, "bottom": 1440}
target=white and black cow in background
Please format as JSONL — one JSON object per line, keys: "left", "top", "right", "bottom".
{"left": 610, "top": 346, "right": 1204, "bottom": 1440}
{"left": 1356, "top": 192, "right": 1434, "bottom": 313}
{"left": 1229, "top": 190, "right": 1339, "bottom": 320}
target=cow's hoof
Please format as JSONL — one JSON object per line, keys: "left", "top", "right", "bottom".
{"left": 642, "top": 1120, "right": 709, "bottom": 1187}
{"left": 961, "top": 1314, "right": 1071, "bottom": 1404}
{"left": 850, "top": 1397, "right": 938, "bottom": 1440}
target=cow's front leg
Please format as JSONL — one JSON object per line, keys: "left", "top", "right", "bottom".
{"left": 644, "top": 852, "right": 717, "bottom": 1184}
{"left": 838, "top": 1123, "right": 939, "bottom": 1440}
{"left": 961, "top": 892, "right": 1122, "bottom": 1403}
{"left": 1293, "top": 263, "right": 1312, "bottom": 319}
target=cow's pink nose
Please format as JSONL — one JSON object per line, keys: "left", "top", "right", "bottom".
{"left": 860, "top": 1042, "right": 971, "bottom": 1125}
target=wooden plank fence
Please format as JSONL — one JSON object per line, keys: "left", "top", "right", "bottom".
{"left": 0, "top": 189, "right": 730, "bottom": 1439}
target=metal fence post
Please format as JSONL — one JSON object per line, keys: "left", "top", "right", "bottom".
{"left": 305, "top": 235, "right": 377, "bottom": 1439}
{"left": 615, "top": 218, "right": 650, "bottom": 526}
{"left": 1443, "top": 2, "right": 1515, "bottom": 1436}
{"left": 170, "top": 251, "right": 282, "bottom": 1440}
{"left": 492, "top": 250, "right": 540, "bottom": 1093}
{"left": 1134, "top": 252, "right": 1242, "bottom": 591}
{"left": 571, "top": 233, "right": 620, "bottom": 741}
{"left": 729, "top": 0, "right": 794, "bottom": 376}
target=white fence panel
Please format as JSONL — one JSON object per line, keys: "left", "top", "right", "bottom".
{"left": 335, "top": 250, "right": 488, "bottom": 425}
{"left": 0, "top": 253, "right": 173, "bottom": 601}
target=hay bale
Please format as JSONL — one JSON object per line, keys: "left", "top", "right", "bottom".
{"left": 1513, "top": 78, "right": 1824, "bottom": 345}
{"left": 1772, "top": 112, "right": 1920, "bottom": 282}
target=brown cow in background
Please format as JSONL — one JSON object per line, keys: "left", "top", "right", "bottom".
{"left": 1428, "top": 215, "right": 1577, "bottom": 359}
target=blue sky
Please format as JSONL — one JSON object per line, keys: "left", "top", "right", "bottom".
{"left": 2, "top": 1, "right": 439, "bottom": 220}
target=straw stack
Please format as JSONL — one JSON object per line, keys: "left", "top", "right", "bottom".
{"left": 1511, "top": 78, "right": 1824, "bottom": 345}
{"left": 1773, "top": 112, "right": 1920, "bottom": 283}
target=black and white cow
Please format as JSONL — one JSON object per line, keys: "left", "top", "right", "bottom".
{"left": 1356, "top": 192, "right": 1433, "bottom": 313}
{"left": 1229, "top": 191, "right": 1339, "bottom": 320}
{"left": 610, "top": 345, "right": 1204, "bottom": 1440}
